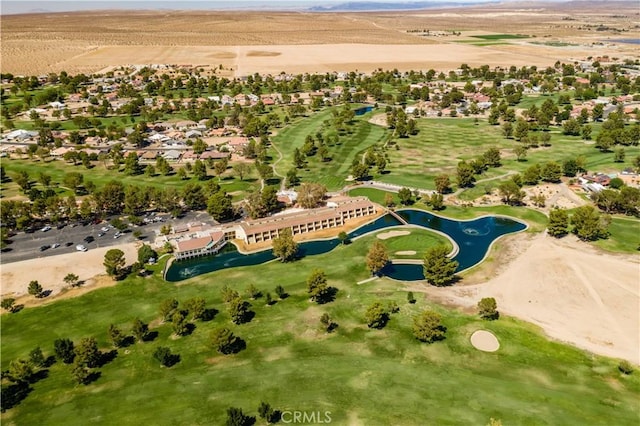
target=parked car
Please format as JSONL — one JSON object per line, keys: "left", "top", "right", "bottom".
{"left": 113, "top": 232, "right": 121, "bottom": 239}
{"left": 84, "top": 236, "right": 94, "bottom": 243}
{"left": 98, "top": 232, "right": 105, "bottom": 237}
{"left": 76, "top": 244, "right": 88, "bottom": 252}
{"left": 65, "top": 242, "right": 74, "bottom": 247}
{"left": 39, "top": 244, "right": 50, "bottom": 251}
{"left": 41, "top": 225, "right": 52, "bottom": 232}
{"left": 51, "top": 243, "right": 60, "bottom": 249}
{"left": 101, "top": 227, "right": 109, "bottom": 232}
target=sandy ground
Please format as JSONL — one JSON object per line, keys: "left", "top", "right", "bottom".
{"left": 0, "top": 242, "right": 139, "bottom": 299}
{"left": 396, "top": 250, "right": 417, "bottom": 256}
{"left": 2, "top": 5, "right": 637, "bottom": 75}
{"left": 377, "top": 230, "right": 411, "bottom": 240}
{"left": 412, "top": 233, "right": 640, "bottom": 364}
{"left": 470, "top": 330, "right": 500, "bottom": 352}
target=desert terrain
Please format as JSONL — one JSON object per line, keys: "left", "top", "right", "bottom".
{"left": 412, "top": 232, "right": 640, "bottom": 364}
{"left": 1, "top": 2, "right": 638, "bottom": 76}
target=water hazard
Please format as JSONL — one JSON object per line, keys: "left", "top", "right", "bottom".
{"left": 165, "top": 209, "right": 526, "bottom": 282}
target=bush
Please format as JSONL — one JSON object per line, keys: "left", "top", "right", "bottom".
{"left": 477, "top": 297, "right": 499, "bottom": 320}
{"left": 618, "top": 360, "right": 634, "bottom": 375}
{"left": 153, "top": 346, "right": 180, "bottom": 367}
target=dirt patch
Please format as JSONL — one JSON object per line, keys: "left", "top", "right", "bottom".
{"left": 415, "top": 233, "right": 640, "bottom": 363}
{"left": 470, "top": 330, "right": 500, "bottom": 352}
{"left": 246, "top": 50, "right": 281, "bottom": 57}
{"left": 377, "top": 230, "right": 410, "bottom": 240}
{"left": 0, "top": 242, "right": 139, "bottom": 299}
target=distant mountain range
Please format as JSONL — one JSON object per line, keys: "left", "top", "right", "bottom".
{"left": 308, "top": 1, "right": 497, "bottom": 11}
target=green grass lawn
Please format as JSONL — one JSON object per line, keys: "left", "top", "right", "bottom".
{"left": 379, "top": 118, "right": 640, "bottom": 192}
{"left": 2, "top": 232, "right": 639, "bottom": 425}
{"left": 271, "top": 106, "right": 388, "bottom": 190}
{"left": 593, "top": 216, "right": 640, "bottom": 254}
{"left": 372, "top": 227, "right": 452, "bottom": 259}
{"left": 470, "top": 34, "right": 530, "bottom": 40}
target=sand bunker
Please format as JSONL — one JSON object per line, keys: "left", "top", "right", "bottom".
{"left": 396, "top": 250, "right": 417, "bottom": 255}
{"left": 377, "top": 230, "right": 410, "bottom": 240}
{"left": 470, "top": 330, "right": 500, "bottom": 352}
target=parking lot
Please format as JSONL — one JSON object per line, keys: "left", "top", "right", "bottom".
{"left": 1, "top": 211, "right": 214, "bottom": 264}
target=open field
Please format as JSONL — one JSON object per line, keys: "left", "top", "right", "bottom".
{"left": 2, "top": 230, "right": 639, "bottom": 424}
{"left": 1, "top": 2, "right": 638, "bottom": 76}
{"left": 379, "top": 118, "right": 640, "bottom": 191}
{"left": 271, "top": 107, "right": 388, "bottom": 190}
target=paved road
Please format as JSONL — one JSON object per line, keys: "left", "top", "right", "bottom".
{"left": 1, "top": 211, "right": 214, "bottom": 264}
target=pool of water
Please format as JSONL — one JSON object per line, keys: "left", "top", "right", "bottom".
{"left": 354, "top": 106, "right": 374, "bottom": 116}
{"left": 165, "top": 209, "right": 526, "bottom": 282}
{"left": 610, "top": 39, "right": 640, "bottom": 45}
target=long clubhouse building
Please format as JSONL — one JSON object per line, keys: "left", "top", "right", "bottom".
{"left": 172, "top": 196, "right": 379, "bottom": 260}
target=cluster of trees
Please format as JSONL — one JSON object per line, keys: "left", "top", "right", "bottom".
{"left": 456, "top": 147, "right": 503, "bottom": 189}
{"left": 547, "top": 205, "right": 610, "bottom": 241}
{"left": 0, "top": 175, "right": 240, "bottom": 234}
{"left": 592, "top": 185, "right": 640, "bottom": 216}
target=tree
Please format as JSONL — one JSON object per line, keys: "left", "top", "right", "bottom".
{"left": 614, "top": 147, "right": 626, "bottom": 163}
{"left": 498, "top": 180, "right": 525, "bottom": 205}
{"left": 159, "top": 298, "right": 179, "bottom": 322}
{"left": 210, "top": 327, "right": 242, "bottom": 355}
{"left": 482, "top": 147, "right": 501, "bottom": 168}
{"left": 132, "top": 318, "right": 149, "bottom": 342}
{"left": 103, "top": 248, "right": 126, "bottom": 279}
{"left": 522, "top": 164, "right": 541, "bottom": 185}
{"left": 29, "top": 347, "right": 46, "bottom": 368}
{"left": 478, "top": 297, "right": 499, "bottom": 320}
{"left": 540, "top": 161, "right": 562, "bottom": 183}
{"left": 207, "top": 191, "right": 234, "bottom": 222}
{"left": 123, "top": 152, "right": 142, "bottom": 175}
{"left": 8, "top": 359, "right": 33, "bottom": 383}
{"left": 398, "top": 187, "right": 413, "bottom": 205}
{"left": 571, "top": 205, "right": 609, "bottom": 241}
{"left": 108, "top": 324, "right": 126, "bottom": 348}
{"left": 1, "top": 297, "right": 16, "bottom": 313}
{"left": 184, "top": 296, "right": 206, "bottom": 321}
{"left": 456, "top": 161, "right": 475, "bottom": 188}
{"left": 422, "top": 245, "right": 458, "bottom": 286}
{"left": 137, "top": 244, "right": 157, "bottom": 264}
{"left": 191, "top": 159, "right": 207, "bottom": 180}
{"left": 434, "top": 174, "right": 451, "bottom": 194}
{"left": 54, "top": 338, "right": 75, "bottom": 364}
{"left": 365, "top": 301, "right": 389, "bottom": 329}
{"left": 275, "top": 285, "right": 287, "bottom": 299}
{"left": 501, "top": 121, "right": 513, "bottom": 138}
{"left": 28, "top": 280, "right": 43, "bottom": 298}
{"left": 338, "top": 231, "right": 349, "bottom": 245}
{"left": 514, "top": 145, "right": 528, "bottom": 162}
{"left": 74, "top": 337, "right": 100, "bottom": 368}
{"left": 272, "top": 228, "right": 297, "bottom": 262}
{"left": 407, "top": 291, "right": 416, "bottom": 304}
{"left": 366, "top": 240, "right": 389, "bottom": 276}
{"left": 232, "top": 162, "right": 251, "bottom": 181}
{"left": 258, "top": 401, "right": 275, "bottom": 423}
{"left": 307, "top": 269, "right": 329, "bottom": 303}
{"left": 63, "top": 273, "right": 80, "bottom": 288}
{"left": 547, "top": 208, "right": 569, "bottom": 237}
{"left": 226, "top": 407, "right": 252, "bottom": 426}
{"left": 351, "top": 162, "right": 369, "bottom": 181}
{"left": 171, "top": 310, "right": 190, "bottom": 336}
{"left": 153, "top": 346, "right": 179, "bottom": 367}
{"left": 228, "top": 296, "right": 252, "bottom": 324}
{"left": 285, "top": 167, "right": 300, "bottom": 187}
{"left": 297, "top": 182, "right": 327, "bottom": 208}
{"left": 71, "top": 360, "right": 91, "bottom": 385}
{"left": 562, "top": 118, "right": 581, "bottom": 136}
{"left": 412, "top": 310, "right": 446, "bottom": 343}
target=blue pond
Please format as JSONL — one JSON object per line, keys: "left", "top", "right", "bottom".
{"left": 164, "top": 209, "right": 526, "bottom": 282}
{"left": 354, "top": 106, "right": 374, "bottom": 116}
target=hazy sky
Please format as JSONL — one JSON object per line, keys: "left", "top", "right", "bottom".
{"left": 1, "top": 0, "right": 496, "bottom": 15}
